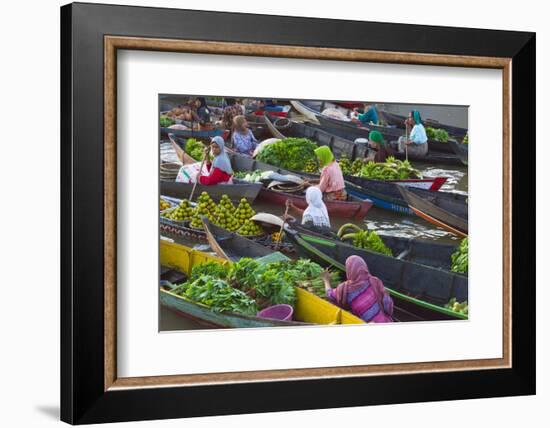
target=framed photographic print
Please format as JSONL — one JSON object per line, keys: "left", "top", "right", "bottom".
{"left": 61, "top": 2, "right": 536, "bottom": 424}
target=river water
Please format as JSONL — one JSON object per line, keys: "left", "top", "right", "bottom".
{"left": 159, "top": 140, "right": 468, "bottom": 330}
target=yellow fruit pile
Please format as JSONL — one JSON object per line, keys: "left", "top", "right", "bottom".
{"left": 234, "top": 198, "right": 256, "bottom": 227}
{"left": 238, "top": 219, "right": 263, "bottom": 236}
{"left": 160, "top": 198, "right": 171, "bottom": 211}
{"left": 162, "top": 199, "right": 194, "bottom": 221}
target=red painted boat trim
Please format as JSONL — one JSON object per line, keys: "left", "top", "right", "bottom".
{"left": 253, "top": 110, "right": 289, "bottom": 118}
{"left": 410, "top": 206, "right": 467, "bottom": 238}
{"left": 335, "top": 101, "right": 364, "bottom": 109}
{"left": 258, "top": 188, "right": 373, "bottom": 220}
{"left": 386, "top": 176, "right": 448, "bottom": 191}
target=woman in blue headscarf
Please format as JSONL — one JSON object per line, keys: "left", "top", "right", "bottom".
{"left": 198, "top": 136, "right": 234, "bottom": 185}
{"left": 398, "top": 109, "right": 428, "bottom": 157}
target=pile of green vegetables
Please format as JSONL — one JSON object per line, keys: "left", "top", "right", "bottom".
{"left": 450, "top": 238, "right": 468, "bottom": 274}
{"left": 426, "top": 127, "right": 450, "bottom": 142}
{"left": 462, "top": 133, "right": 469, "bottom": 144}
{"left": 256, "top": 138, "right": 318, "bottom": 171}
{"left": 337, "top": 224, "right": 393, "bottom": 256}
{"left": 185, "top": 138, "right": 205, "bottom": 161}
{"left": 160, "top": 115, "right": 174, "bottom": 128}
{"left": 358, "top": 157, "right": 421, "bottom": 180}
{"left": 233, "top": 170, "right": 264, "bottom": 182}
{"left": 174, "top": 258, "right": 339, "bottom": 315}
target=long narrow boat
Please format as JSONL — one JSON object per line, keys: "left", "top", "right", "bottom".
{"left": 449, "top": 140, "right": 468, "bottom": 165}
{"left": 344, "top": 175, "right": 454, "bottom": 215}
{"left": 380, "top": 109, "right": 468, "bottom": 140}
{"left": 168, "top": 133, "right": 197, "bottom": 164}
{"left": 317, "top": 115, "right": 462, "bottom": 164}
{"left": 398, "top": 187, "right": 468, "bottom": 237}
{"left": 160, "top": 240, "right": 365, "bottom": 327}
{"left": 265, "top": 113, "right": 462, "bottom": 165}
{"left": 160, "top": 180, "right": 263, "bottom": 203}
{"left": 283, "top": 227, "right": 468, "bottom": 322}
{"left": 251, "top": 214, "right": 460, "bottom": 272}
{"left": 289, "top": 100, "right": 321, "bottom": 123}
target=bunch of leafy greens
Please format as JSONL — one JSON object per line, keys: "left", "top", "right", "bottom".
{"left": 451, "top": 238, "right": 468, "bottom": 274}
{"left": 425, "top": 127, "right": 450, "bottom": 143}
{"left": 178, "top": 275, "right": 258, "bottom": 315}
{"left": 358, "top": 156, "right": 421, "bottom": 180}
{"left": 256, "top": 138, "right": 318, "bottom": 171}
{"left": 189, "top": 261, "right": 228, "bottom": 281}
{"left": 160, "top": 115, "right": 174, "bottom": 128}
{"left": 185, "top": 138, "right": 205, "bottom": 161}
{"left": 176, "top": 257, "right": 333, "bottom": 315}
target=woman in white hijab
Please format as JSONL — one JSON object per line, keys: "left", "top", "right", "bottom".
{"left": 285, "top": 186, "right": 331, "bottom": 229}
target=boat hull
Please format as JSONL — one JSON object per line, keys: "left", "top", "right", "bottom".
{"left": 160, "top": 240, "right": 365, "bottom": 326}
{"left": 449, "top": 140, "right": 469, "bottom": 165}
{"left": 285, "top": 229, "right": 468, "bottom": 322}
{"left": 399, "top": 187, "right": 468, "bottom": 236}
{"left": 258, "top": 187, "right": 373, "bottom": 220}
{"left": 344, "top": 176, "right": 449, "bottom": 215}
{"left": 160, "top": 181, "right": 263, "bottom": 203}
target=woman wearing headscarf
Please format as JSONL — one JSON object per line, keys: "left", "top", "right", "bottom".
{"left": 367, "top": 130, "right": 394, "bottom": 163}
{"left": 353, "top": 103, "right": 379, "bottom": 125}
{"left": 314, "top": 146, "right": 347, "bottom": 201}
{"left": 285, "top": 186, "right": 331, "bottom": 232}
{"left": 198, "top": 136, "right": 234, "bottom": 185}
{"left": 398, "top": 109, "right": 428, "bottom": 157}
{"left": 231, "top": 115, "right": 258, "bottom": 155}
{"left": 193, "top": 97, "right": 211, "bottom": 125}
{"left": 322, "top": 255, "right": 394, "bottom": 323}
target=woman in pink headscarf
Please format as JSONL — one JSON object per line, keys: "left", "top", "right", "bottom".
{"left": 322, "top": 255, "right": 394, "bottom": 323}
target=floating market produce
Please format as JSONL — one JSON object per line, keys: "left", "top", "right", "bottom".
{"left": 159, "top": 94, "right": 469, "bottom": 331}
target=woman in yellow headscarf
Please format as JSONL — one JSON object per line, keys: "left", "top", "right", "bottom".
{"left": 314, "top": 146, "right": 347, "bottom": 201}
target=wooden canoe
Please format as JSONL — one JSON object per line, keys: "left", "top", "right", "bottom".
{"left": 258, "top": 187, "right": 373, "bottom": 220}
{"left": 398, "top": 187, "right": 468, "bottom": 237}
{"left": 449, "top": 140, "right": 468, "bottom": 165}
{"left": 266, "top": 113, "right": 462, "bottom": 165}
{"left": 344, "top": 176, "right": 453, "bottom": 215}
{"left": 289, "top": 100, "right": 321, "bottom": 123}
{"left": 292, "top": 223, "right": 459, "bottom": 272}
{"left": 160, "top": 180, "right": 263, "bottom": 204}
{"left": 226, "top": 150, "right": 374, "bottom": 219}
{"left": 380, "top": 109, "right": 468, "bottom": 139}
{"left": 283, "top": 228, "right": 468, "bottom": 322}
{"left": 160, "top": 240, "right": 365, "bottom": 327}
{"left": 317, "top": 115, "right": 462, "bottom": 164}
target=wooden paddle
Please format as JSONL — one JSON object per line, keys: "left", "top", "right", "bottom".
{"left": 274, "top": 204, "right": 290, "bottom": 251}
{"left": 404, "top": 122, "right": 409, "bottom": 162}
{"left": 188, "top": 144, "right": 210, "bottom": 202}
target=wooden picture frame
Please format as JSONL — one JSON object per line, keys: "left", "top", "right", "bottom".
{"left": 61, "top": 2, "right": 535, "bottom": 424}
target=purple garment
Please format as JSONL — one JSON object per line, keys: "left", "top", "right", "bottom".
{"left": 326, "top": 279, "right": 393, "bottom": 323}
{"left": 232, "top": 129, "right": 258, "bottom": 154}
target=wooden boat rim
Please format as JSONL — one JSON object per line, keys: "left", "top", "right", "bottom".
{"left": 287, "top": 229, "right": 467, "bottom": 320}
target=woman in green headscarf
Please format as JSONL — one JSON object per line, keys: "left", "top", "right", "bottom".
{"left": 367, "top": 130, "right": 395, "bottom": 163}
{"left": 397, "top": 109, "right": 428, "bottom": 157}
{"left": 314, "top": 146, "right": 347, "bottom": 201}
